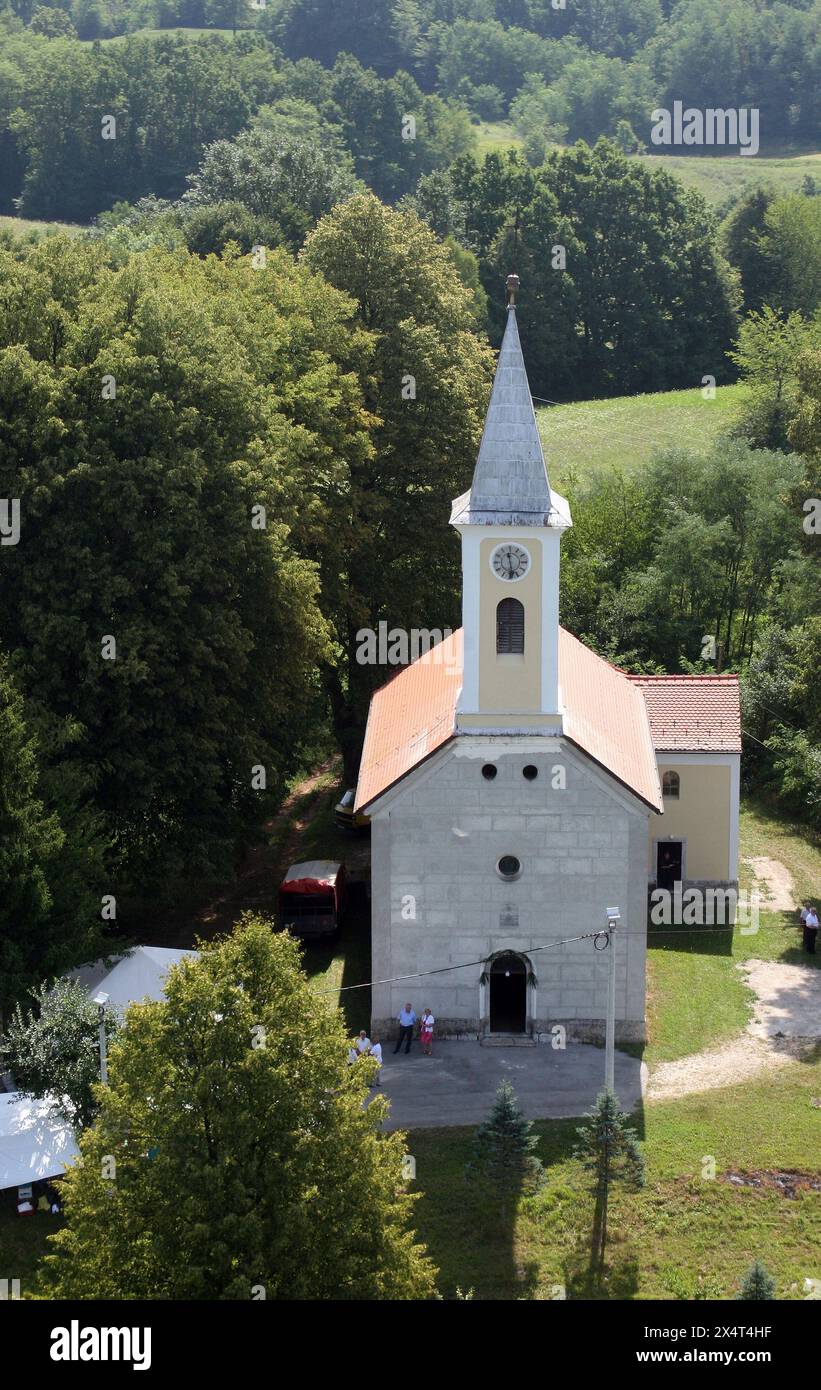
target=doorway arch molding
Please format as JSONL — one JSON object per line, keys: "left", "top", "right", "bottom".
{"left": 479, "top": 948, "right": 538, "bottom": 1036}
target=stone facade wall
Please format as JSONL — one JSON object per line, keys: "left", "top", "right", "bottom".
{"left": 370, "top": 740, "right": 650, "bottom": 1043}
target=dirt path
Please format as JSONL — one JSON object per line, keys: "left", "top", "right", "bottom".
{"left": 743, "top": 855, "right": 797, "bottom": 912}
{"left": 647, "top": 957, "right": 821, "bottom": 1102}
{"left": 139, "top": 758, "right": 340, "bottom": 948}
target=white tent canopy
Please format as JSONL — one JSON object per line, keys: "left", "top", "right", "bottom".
{"left": 0, "top": 1092, "right": 79, "bottom": 1191}
{"left": 68, "top": 945, "right": 197, "bottom": 1013}
{"left": 0, "top": 948, "right": 198, "bottom": 1192}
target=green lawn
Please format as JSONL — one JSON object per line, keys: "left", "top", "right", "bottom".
{"left": 537, "top": 385, "right": 745, "bottom": 486}
{"left": 409, "top": 797, "right": 821, "bottom": 1299}
{"left": 410, "top": 1060, "right": 821, "bottom": 1299}
{"left": 640, "top": 799, "right": 821, "bottom": 1067}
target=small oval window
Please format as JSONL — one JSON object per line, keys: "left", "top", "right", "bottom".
{"left": 482, "top": 764, "right": 498, "bottom": 780}
{"left": 523, "top": 765, "right": 538, "bottom": 780}
{"left": 497, "top": 855, "right": 521, "bottom": 880}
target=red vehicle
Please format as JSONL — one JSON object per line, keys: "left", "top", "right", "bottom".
{"left": 278, "top": 861, "right": 347, "bottom": 939}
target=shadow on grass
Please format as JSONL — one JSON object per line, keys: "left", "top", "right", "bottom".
{"left": 409, "top": 1122, "right": 548, "bottom": 1300}
{"left": 648, "top": 924, "right": 734, "bottom": 958}
{"left": 563, "top": 1224, "right": 640, "bottom": 1300}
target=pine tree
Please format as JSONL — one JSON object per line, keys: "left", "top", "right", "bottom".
{"left": 467, "top": 1080, "right": 544, "bottom": 1199}
{"left": 739, "top": 1260, "right": 776, "bottom": 1301}
{"left": 573, "top": 1088, "right": 644, "bottom": 1268}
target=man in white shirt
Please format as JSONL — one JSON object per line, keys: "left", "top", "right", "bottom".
{"left": 369, "top": 1035, "right": 383, "bottom": 1085}
{"left": 355, "top": 1029, "right": 371, "bottom": 1055}
{"left": 804, "top": 905, "right": 818, "bottom": 954}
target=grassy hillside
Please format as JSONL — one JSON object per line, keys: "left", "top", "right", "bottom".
{"left": 474, "top": 123, "right": 819, "bottom": 202}
{"left": 0, "top": 215, "right": 83, "bottom": 240}
{"left": 536, "top": 384, "right": 745, "bottom": 484}
{"left": 636, "top": 150, "right": 820, "bottom": 204}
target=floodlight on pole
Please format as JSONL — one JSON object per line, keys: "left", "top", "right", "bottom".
{"left": 604, "top": 908, "right": 620, "bottom": 1095}
{"left": 93, "top": 990, "right": 110, "bottom": 1085}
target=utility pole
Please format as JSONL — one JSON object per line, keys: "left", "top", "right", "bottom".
{"left": 93, "top": 991, "right": 109, "bottom": 1084}
{"left": 604, "top": 908, "right": 620, "bottom": 1094}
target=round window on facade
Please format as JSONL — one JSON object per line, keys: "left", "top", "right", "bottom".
{"left": 482, "top": 764, "right": 498, "bottom": 780}
{"left": 523, "top": 764, "right": 538, "bottom": 780}
{"left": 497, "top": 854, "right": 521, "bottom": 880}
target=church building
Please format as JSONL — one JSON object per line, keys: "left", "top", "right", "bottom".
{"left": 355, "top": 277, "right": 741, "bottom": 1044}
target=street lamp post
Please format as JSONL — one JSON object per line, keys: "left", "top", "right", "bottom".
{"left": 604, "top": 908, "right": 620, "bottom": 1094}
{"left": 92, "top": 991, "right": 110, "bottom": 1084}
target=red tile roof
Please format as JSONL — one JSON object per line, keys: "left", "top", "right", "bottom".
{"left": 355, "top": 629, "right": 463, "bottom": 814}
{"left": 355, "top": 628, "right": 668, "bottom": 813}
{"left": 559, "top": 629, "right": 661, "bottom": 810}
{"left": 629, "top": 674, "right": 742, "bottom": 752}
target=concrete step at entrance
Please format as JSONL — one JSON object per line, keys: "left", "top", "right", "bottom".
{"left": 480, "top": 1034, "right": 537, "bottom": 1047}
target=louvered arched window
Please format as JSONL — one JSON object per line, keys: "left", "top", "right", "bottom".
{"left": 496, "top": 597, "right": 524, "bottom": 654}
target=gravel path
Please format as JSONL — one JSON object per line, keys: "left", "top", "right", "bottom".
{"left": 647, "top": 957, "right": 821, "bottom": 1102}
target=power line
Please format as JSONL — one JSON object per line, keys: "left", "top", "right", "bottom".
{"left": 315, "top": 928, "right": 609, "bottom": 994}
{"left": 316, "top": 914, "right": 778, "bottom": 996}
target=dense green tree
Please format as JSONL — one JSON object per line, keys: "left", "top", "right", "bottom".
{"left": 721, "top": 188, "right": 775, "bottom": 315}
{"left": 0, "top": 647, "right": 106, "bottom": 1013}
{"left": 0, "top": 237, "right": 372, "bottom": 889}
{"left": 29, "top": 4, "right": 76, "bottom": 36}
{"left": 1, "top": 977, "right": 119, "bottom": 1127}
{"left": 483, "top": 141, "right": 738, "bottom": 399}
{"left": 0, "top": 651, "right": 62, "bottom": 1013}
{"left": 182, "top": 124, "right": 360, "bottom": 248}
{"left": 560, "top": 439, "right": 805, "bottom": 671}
{"left": 303, "top": 193, "right": 493, "bottom": 777}
{"left": 324, "top": 53, "right": 474, "bottom": 202}
{"left": 9, "top": 32, "right": 260, "bottom": 219}
{"left": 759, "top": 195, "right": 821, "bottom": 318}
{"left": 432, "top": 18, "right": 579, "bottom": 105}
{"left": 264, "top": 0, "right": 415, "bottom": 76}
{"left": 44, "top": 916, "right": 437, "bottom": 1299}
{"left": 645, "top": 0, "right": 820, "bottom": 145}
{"left": 730, "top": 306, "right": 821, "bottom": 450}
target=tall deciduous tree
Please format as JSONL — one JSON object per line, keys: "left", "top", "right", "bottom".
{"left": 0, "top": 651, "right": 104, "bottom": 1015}
{"left": 0, "top": 236, "right": 372, "bottom": 891}
{"left": 44, "top": 916, "right": 437, "bottom": 1299}
{"left": 302, "top": 192, "right": 493, "bottom": 777}
{"left": 1, "top": 977, "right": 119, "bottom": 1128}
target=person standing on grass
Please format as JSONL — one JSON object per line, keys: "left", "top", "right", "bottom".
{"left": 419, "top": 1008, "right": 435, "bottom": 1057}
{"left": 804, "top": 904, "right": 818, "bottom": 954}
{"left": 394, "top": 1002, "right": 416, "bottom": 1054}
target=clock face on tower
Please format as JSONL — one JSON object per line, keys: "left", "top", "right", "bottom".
{"left": 490, "top": 542, "right": 531, "bottom": 582}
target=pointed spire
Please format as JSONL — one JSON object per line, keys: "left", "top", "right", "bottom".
{"left": 455, "top": 281, "right": 555, "bottom": 526}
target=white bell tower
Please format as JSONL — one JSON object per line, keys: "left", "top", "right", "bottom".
{"left": 450, "top": 275, "right": 572, "bottom": 732}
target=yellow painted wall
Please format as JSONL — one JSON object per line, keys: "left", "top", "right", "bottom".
{"left": 457, "top": 712, "right": 563, "bottom": 730}
{"left": 651, "top": 761, "right": 730, "bottom": 880}
{"left": 478, "top": 537, "right": 542, "bottom": 712}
